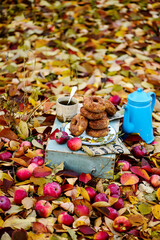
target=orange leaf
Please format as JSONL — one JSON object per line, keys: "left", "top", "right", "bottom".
{"left": 0, "top": 128, "right": 18, "bottom": 140}
{"left": 130, "top": 166, "right": 150, "bottom": 181}
{"left": 43, "top": 102, "right": 55, "bottom": 112}
{"left": 10, "top": 157, "right": 28, "bottom": 167}
{"left": 33, "top": 166, "right": 52, "bottom": 178}
{"left": 120, "top": 173, "right": 139, "bottom": 185}
{"left": 61, "top": 184, "right": 74, "bottom": 192}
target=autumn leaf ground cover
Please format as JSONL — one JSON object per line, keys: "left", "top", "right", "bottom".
{"left": 0, "top": 0, "right": 160, "bottom": 239}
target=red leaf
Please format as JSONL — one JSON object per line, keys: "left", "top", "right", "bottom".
{"left": 130, "top": 166, "right": 150, "bottom": 181}
{"left": 151, "top": 168, "right": 160, "bottom": 175}
{"left": 33, "top": 166, "right": 52, "bottom": 178}
{"left": 56, "top": 169, "right": 79, "bottom": 178}
{"left": 125, "top": 134, "right": 143, "bottom": 142}
{"left": 120, "top": 173, "right": 139, "bottom": 185}
{"left": 49, "top": 128, "right": 59, "bottom": 140}
{"left": 61, "top": 184, "right": 74, "bottom": 192}
{"left": 141, "top": 159, "right": 152, "bottom": 172}
{"left": 79, "top": 173, "right": 92, "bottom": 184}
{"left": 78, "top": 225, "right": 96, "bottom": 235}
{"left": 32, "top": 222, "right": 48, "bottom": 234}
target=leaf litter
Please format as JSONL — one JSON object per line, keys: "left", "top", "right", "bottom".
{"left": 0, "top": 0, "right": 160, "bottom": 239}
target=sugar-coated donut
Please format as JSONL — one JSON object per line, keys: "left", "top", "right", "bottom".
{"left": 70, "top": 114, "right": 88, "bottom": 136}
{"left": 80, "top": 107, "right": 107, "bottom": 120}
{"left": 104, "top": 99, "right": 117, "bottom": 116}
{"left": 83, "top": 96, "right": 106, "bottom": 113}
{"left": 88, "top": 115, "right": 109, "bottom": 130}
{"left": 86, "top": 127, "right": 109, "bottom": 138}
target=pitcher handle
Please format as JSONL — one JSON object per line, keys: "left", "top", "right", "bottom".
{"left": 148, "top": 92, "right": 156, "bottom": 112}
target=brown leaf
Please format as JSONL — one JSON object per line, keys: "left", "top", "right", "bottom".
{"left": 12, "top": 229, "right": 28, "bottom": 240}
{"left": 33, "top": 166, "right": 52, "bottom": 178}
{"left": 78, "top": 225, "right": 95, "bottom": 235}
{"left": 32, "top": 222, "right": 48, "bottom": 234}
{"left": 128, "top": 214, "right": 147, "bottom": 227}
{"left": 10, "top": 158, "right": 28, "bottom": 167}
{"left": 0, "top": 128, "right": 18, "bottom": 140}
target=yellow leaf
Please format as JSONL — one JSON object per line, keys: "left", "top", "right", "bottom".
{"left": 152, "top": 113, "right": 160, "bottom": 121}
{"left": 28, "top": 96, "right": 36, "bottom": 107}
{"left": 128, "top": 196, "right": 139, "bottom": 205}
{"left": 73, "top": 216, "right": 90, "bottom": 228}
{"left": 152, "top": 204, "right": 160, "bottom": 220}
{"left": 28, "top": 232, "right": 46, "bottom": 240}
{"left": 17, "top": 120, "right": 29, "bottom": 140}
{"left": 22, "top": 197, "right": 36, "bottom": 209}
{"left": 77, "top": 187, "right": 90, "bottom": 201}
{"left": 92, "top": 201, "right": 110, "bottom": 208}
{"left": 34, "top": 117, "right": 40, "bottom": 127}
{"left": 0, "top": 216, "right": 4, "bottom": 227}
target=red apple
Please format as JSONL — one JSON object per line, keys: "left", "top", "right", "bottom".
{"left": 16, "top": 168, "right": 31, "bottom": 181}
{"left": 0, "top": 151, "right": 12, "bottom": 161}
{"left": 94, "top": 193, "right": 108, "bottom": 202}
{"left": 107, "top": 183, "right": 120, "bottom": 196}
{"left": 117, "top": 160, "right": 130, "bottom": 171}
{"left": 85, "top": 187, "right": 97, "bottom": 200}
{"left": 43, "top": 182, "right": 61, "bottom": 199}
{"left": 0, "top": 196, "right": 11, "bottom": 211}
{"left": 94, "top": 231, "right": 109, "bottom": 240}
{"left": 132, "top": 145, "right": 147, "bottom": 158}
{"left": 150, "top": 174, "right": 160, "bottom": 188}
{"left": 14, "top": 188, "right": 27, "bottom": 205}
{"left": 109, "top": 95, "right": 121, "bottom": 106}
{"left": 49, "top": 128, "right": 69, "bottom": 144}
{"left": 113, "top": 198, "right": 124, "bottom": 210}
{"left": 74, "top": 205, "right": 90, "bottom": 217}
{"left": 30, "top": 156, "right": 45, "bottom": 166}
{"left": 35, "top": 200, "right": 52, "bottom": 218}
{"left": 113, "top": 216, "right": 132, "bottom": 232}
{"left": 67, "top": 137, "right": 82, "bottom": 151}
{"left": 28, "top": 163, "right": 38, "bottom": 173}
{"left": 58, "top": 212, "right": 74, "bottom": 225}
{"left": 106, "top": 207, "right": 118, "bottom": 220}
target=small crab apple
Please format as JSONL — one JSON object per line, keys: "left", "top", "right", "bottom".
{"left": 14, "top": 188, "right": 27, "bottom": 205}
{"left": 0, "top": 196, "right": 11, "bottom": 211}
{"left": 150, "top": 174, "right": 160, "bottom": 188}
{"left": 93, "top": 231, "right": 109, "bottom": 240}
{"left": 132, "top": 145, "right": 147, "bottom": 158}
{"left": 109, "top": 95, "right": 121, "bottom": 106}
{"left": 49, "top": 128, "right": 69, "bottom": 144}
{"left": 16, "top": 168, "right": 31, "bottom": 181}
{"left": 74, "top": 205, "right": 90, "bottom": 217}
{"left": 58, "top": 212, "right": 74, "bottom": 226}
{"left": 20, "top": 141, "right": 31, "bottom": 150}
{"left": 67, "top": 137, "right": 82, "bottom": 151}
{"left": 28, "top": 163, "right": 38, "bottom": 173}
{"left": 117, "top": 160, "right": 130, "bottom": 171}
{"left": 85, "top": 187, "right": 97, "bottom": 200}
{"left": 94, "top": 193, "right": 108, "bottom": 202}
{"left": 107, "top": 183, "right": 120, "bottom": 196}
{"left": 36, "top": 149, "right": 45, "bottom": 157}
{"left": 106, "top": 207, "right": 118, "bottom": 220}
{"left": 113, "top": 198, "right": 124, "bottom": 210}
{"left": 43, "top": 182, "right": 61, "bottom": 199}
{"left": 113, "top": 216, "right": 132, "bottom": 233}
{"left": 35, "top": 200, "right": 52, "bottom": 218}
{"left": 30, "top": 156, "right": 45, "bottom": 166}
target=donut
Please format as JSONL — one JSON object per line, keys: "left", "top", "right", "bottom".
{"left": 104, "top": 99, "right": 117, "bottom": 116}
{"left": 80, "top": 107, "right": 107, "bottom": 120}
{"left": 88, "top": 115, "right": 109, "bottom": 130}
{"left": 86, "top": 127, "right": 109, "bottom": 138}
{"left": 70, "top": 114, "right": 88, "bottom": 136}
{"left": 83, "top": 96, "right": 106, "bottom": 113}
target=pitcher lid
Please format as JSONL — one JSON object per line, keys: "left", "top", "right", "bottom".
{"left": 127, "top": 88, "right": 151, "bottom": 106}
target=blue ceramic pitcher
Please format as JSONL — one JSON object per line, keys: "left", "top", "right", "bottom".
{"left": 122, "top": 88, "right": 156, "bottom": 144}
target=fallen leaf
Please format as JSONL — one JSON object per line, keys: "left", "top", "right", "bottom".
{"left": 10, "top": 158, "right": 28, "bottom": 167}
{"left": 130, "top": 166, "right": 150, "bottom": 181}
{"left": 120, "top": 173, "right": 139, "bottom": 185}
{"left": 79, "top": 173, "right": 92, "bottom": 184}
{"left": 33, "top": 166, "right": 52, "bottom": 178}
{"left": 152, "top": 205, "right": 160, "bottom": 220}
{"left": 0, "top": 128, "right": 18, "bottom": 140}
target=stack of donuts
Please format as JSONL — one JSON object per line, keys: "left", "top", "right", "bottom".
{"left": 70, "top": 96, "right": 116, "bottom": 138}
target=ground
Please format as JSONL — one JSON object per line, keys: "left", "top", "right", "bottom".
{"left": 0, "top": 0, "right": 160, "bottom": 239}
